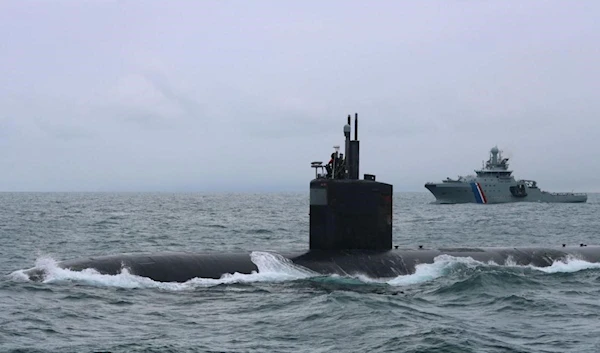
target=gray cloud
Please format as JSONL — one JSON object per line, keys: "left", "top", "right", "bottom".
{"left": 0, "top": 0, "right": 598, "bottom": 192}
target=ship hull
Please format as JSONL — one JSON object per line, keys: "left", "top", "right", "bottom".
{"left": 425, "top": 182, "right": 587, "bottom": 204}
{"left": 23, "top": 246, "right": 600, "bottom": 282}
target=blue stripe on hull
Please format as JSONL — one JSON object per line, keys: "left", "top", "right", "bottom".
{"left": 470, "top": 183, "right": 483, "bottom": 204}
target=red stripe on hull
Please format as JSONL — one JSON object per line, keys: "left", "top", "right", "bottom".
{"left": 476, "top": 183, "right": 488, "bottom": 204}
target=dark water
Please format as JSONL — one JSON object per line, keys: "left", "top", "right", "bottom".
{"left": 2, "top": 192, "right": 600, "bottom": 353}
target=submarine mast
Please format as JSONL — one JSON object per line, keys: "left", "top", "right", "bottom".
{"left": 309, "top": 113, "right": 393, "bottom": 251}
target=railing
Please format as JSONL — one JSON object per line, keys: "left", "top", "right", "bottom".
{"left": 543, "top": 191, "right": 587, "bottom": 196}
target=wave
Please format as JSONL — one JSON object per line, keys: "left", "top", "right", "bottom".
{"left": 387, "top": 255, "right": 481, "bottom": 286}
{"left": 10, "top": 253, "right": 600, "bottom": 291}
{"left": 387, "top": 254, "right": 600, "bottom": 287}
{"left": 526, "top": 256, "right": 600, "bottom": 273}
{"left": 9, "top": 252, "right": 317, "bottom": 290}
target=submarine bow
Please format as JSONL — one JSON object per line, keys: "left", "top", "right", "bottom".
{"left": 22, "top": 113, "right": 600, "bottom": 282}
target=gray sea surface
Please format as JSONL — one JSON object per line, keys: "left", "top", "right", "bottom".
{"left": 1, "top": 192, "right": 600, "bottom": 352}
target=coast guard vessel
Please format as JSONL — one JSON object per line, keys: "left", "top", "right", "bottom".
{"left": 425, "top": 147, "right": 587, "bottom": 204}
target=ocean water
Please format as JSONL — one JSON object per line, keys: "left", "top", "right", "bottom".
{"left": 2, "top": 192, "right": 600, "bottom": 353}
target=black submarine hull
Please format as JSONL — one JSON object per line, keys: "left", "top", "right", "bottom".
{"left": 25, "top": 246, "right": 600, "bottom": 282}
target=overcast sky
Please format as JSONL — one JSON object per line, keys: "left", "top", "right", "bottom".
{"left": 1, "top": 1, "right": 598, "bottom": 192}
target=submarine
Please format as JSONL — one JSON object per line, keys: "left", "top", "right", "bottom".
{"left": 24, "top": 114, "right": 600, "bottom": 283}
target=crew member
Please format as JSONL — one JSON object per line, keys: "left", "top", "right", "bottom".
{"left": 325, "top": 153, "right": 335, "bottom": 178}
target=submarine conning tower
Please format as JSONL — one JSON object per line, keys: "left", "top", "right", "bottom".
{"left": 309, "top": 113, "right": 393, "bottom": 251}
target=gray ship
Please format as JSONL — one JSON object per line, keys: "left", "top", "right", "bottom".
{"left": 425, "top": 147, "right": 587, "bottom": 204}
